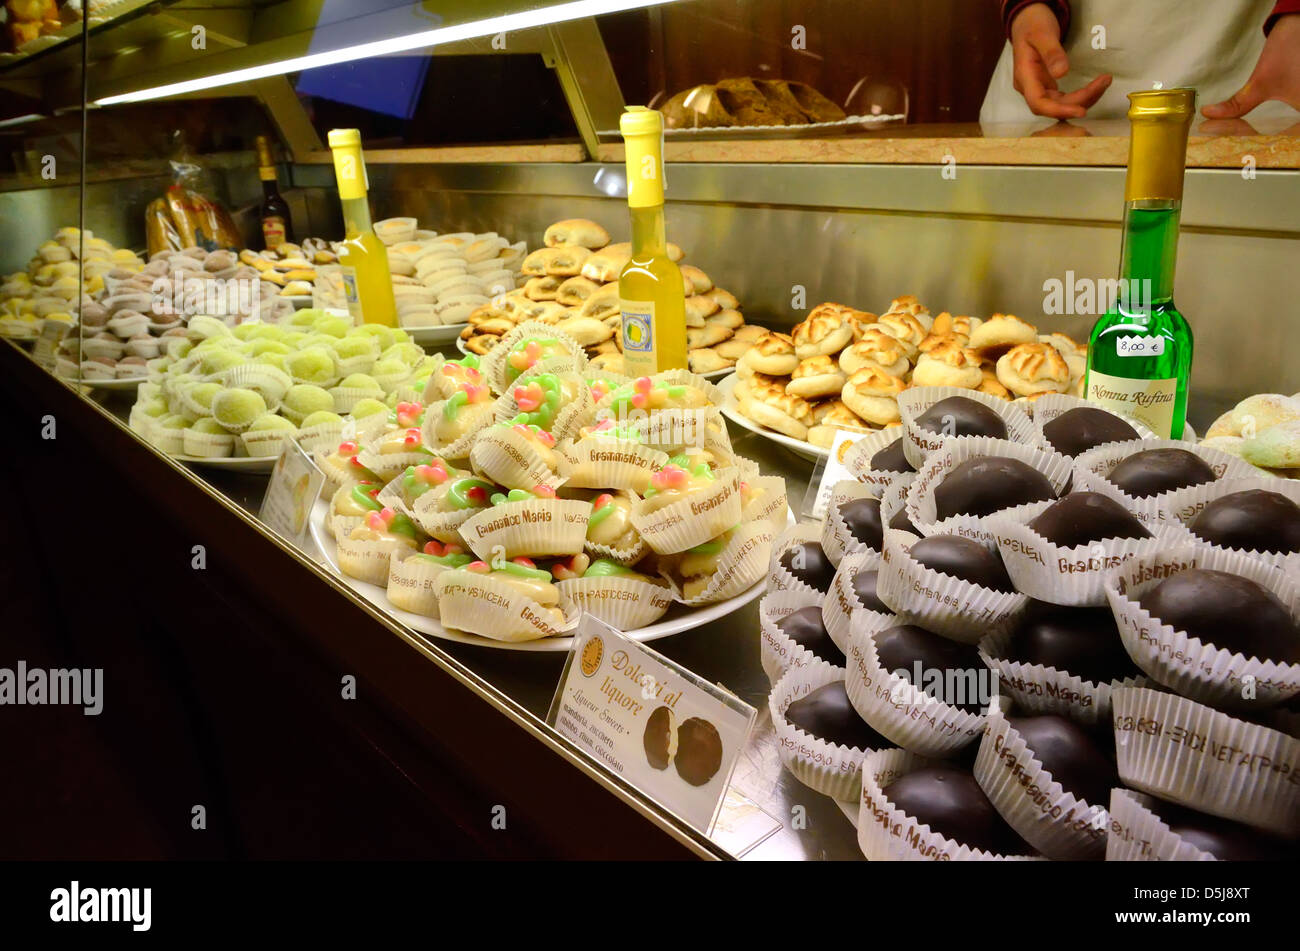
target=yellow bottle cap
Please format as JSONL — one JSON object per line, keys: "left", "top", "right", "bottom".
{"left": 327, "top": 128, "right": 362, "bottom": 149}
{"left": 327, "top": 128, "right": 368, "bottom": 200}
{"left": 1125, "top": 89, "right": 1196, "bottom": 202}
{"left": 621, "top": 106, "right": 665, "bottom": 209}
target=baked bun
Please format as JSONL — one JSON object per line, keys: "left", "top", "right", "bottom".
{"left": 685, "top": 294, "right": 720, "bottom": 325}
{"left": 556, "top": 275, "right": 601, "bottom": 306}
{"left": 688, "top": 348, "right": 731, "bottom": 374}
{"left": 786, "top": 355, "right": 847, "bottom": 399}
{"left": 581, "top": 244, "right": 631, "bottom": 282}
{"left": 544, "top": 218, "right": 611, "bottom": 250}
{"left": 707, "top": 308, "right": 744, "bottom": 330}
{"left": 590, "top": 352, "right": 626, "bottom": 374}
{"left": 714, "top": 336, "right": 751, "bottom": 360}
{"left": 732, "top": 324, "right": 766, "bottom": 344}
{"left": 808, "top": 401, "right": 871, "bottom": 447}
{"left": 793, "top": 303, "right": 855, "bottom": 358}
{"left": 524, "top": 276, "right": 560, "bottom": 301}
{"left": 911, "top": 339, "right": 983, "bottom": 389}
{"left": 707, "top": 288, "right": 739, "bottom": 311}
{"left": 687, "top": 323, "right": 733, "bottom": 350}
{"left": 557, "top": 316, "right": 615, "bottom": 347}
{"left": 733, "top": 370, "right": 786, "bottom": 403}
{"left": 741, "top": 390, "right": 816, "bottom": 440}
{"left": 846, "top": 310, "right": 881, "bottom": 340}
{"left": 840, "top": 366, "right": 906, "bottom": 425}
{"left": 839, "top": 328, "right": 909, "bottom": 377}
{"left": 996, "top": 342, "right": 1070, "bottom": 396}
{"left": 747, "top": 331, "right": 799, "bottom": 375}
{"left": 968, "top": 313, "right": 1037, "bottom": 357}
{"left": 679, "top": 265, "right": 713, "bottom": 294}
{"left": 543, "top": 245, "right": 592, "bottom": 277}
{"left": 579, "top": 284, "right": 620, "bottom": 321}
{"left": 519, "top": 247, "right": 559, "bottom": 276}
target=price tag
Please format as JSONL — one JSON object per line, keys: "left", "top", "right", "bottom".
{"left": 548, "top": 616, "right": 756, "bottom": 836}
{"left": 1116, "top": 335, "right": 1166, "bottom": 357}
{"left": 801, "top": 428, "right": 864, "bottom": 520}
{"left": 258, "top": 438, "right": 326, "bottom": 544}
{"left": 33, "top": 320, "right": 70, "bottom": 371}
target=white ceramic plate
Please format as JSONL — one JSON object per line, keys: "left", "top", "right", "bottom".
{"left": 282, "top": 296, "right": 314, "bottom": 309}
{"left": 454, "top": 336, "right": 732, "bottom": 379}
{"left": 308, "top": 498, "right": 786, "bottom": 652}
{"left": 717, "top": 373, "right": 828, "bottom": 462}
{"left": 82, "top": 376, "right": 147, "bottom": 391}
{"left": 174, "top": 454, "right": 278, "bottom": 473}
{"left": 405, "top": 323, "right": 468, "bottom": 348}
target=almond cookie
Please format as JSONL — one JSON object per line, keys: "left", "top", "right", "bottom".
{"left": 930, "top": 312, "right": 982, "bottom": 343}
{"left": 808, "top": 401, "right": 872, "bottom": 448}
{"left": 912, "top": 339, "right": 983, "bottom": 389}
{"left": 969, "top": 313, "right": 1038, "bottom": 357}
{"left": 996, "top": 342, "right": 1070, "bottom": 396}
{"left": 741, "top": 390, "right": 816, "bottom": 441}
{"left": 841, "top": 366, "right": 906, "bottom": 425}
{"left": 839, "top": 328, "right": 909, "bottom": 377}
{"left": 793, "top": 303, "right": 855, "bottom": 358}
{"left": 747, "top": 330, "right": 799, "bottom": 375}
{"left": 787, "top": 355, "right": 847, "bottom": 399}
{"left": 873, "top": 310, "right": 928, "bottom": 358}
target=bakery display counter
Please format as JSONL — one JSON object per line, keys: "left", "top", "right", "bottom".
{"left": 2, "top": 335, "right": 863, "bottom": 859}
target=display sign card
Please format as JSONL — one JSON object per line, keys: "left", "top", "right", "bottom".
{"left": 801, "top": 428, "right": 864, "bottom": 520}
{"left": 259, "top": 438, "right": 326, "bottom": 544}
{"left": 33, "top": 320, "right": 70, "bottom": 370}
{"left": 548, "top": 616, "right": 757, "bottom": 836}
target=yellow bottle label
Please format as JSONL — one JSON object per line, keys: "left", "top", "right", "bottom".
{"left": 258, "top": 165, "right": 278, "bottom": 182}
{"left": 1086, "top": 369, "right": 1177, "bottom": 438}
{"left": 620, "top": 298, "right": 656, "bottom": 377}
{"left": 330, "top": 144, "right": 368, "bottom": 201}
{"left": 262, "top": 216, "right": 286, "bottom": 249}
{"left": 622, "top": 107, "right": 665, "bottom": 209}
{"left": 340, "top": 265, "right": 363, "bottom": 322}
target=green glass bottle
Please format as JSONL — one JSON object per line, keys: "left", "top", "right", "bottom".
{"left": 1085, "top": 89, "right": 1196, "bottom": 439}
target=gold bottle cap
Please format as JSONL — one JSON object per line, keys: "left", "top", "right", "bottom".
{"left": 1125, "top": 88, "right": 1196, "bottom": 202}
{"left": 327, "top": 128, "right": 362, "bottom": 149}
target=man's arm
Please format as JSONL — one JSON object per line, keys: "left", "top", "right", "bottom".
{"left": 1002, "top": 0, "right": 1071, "bottom": 41}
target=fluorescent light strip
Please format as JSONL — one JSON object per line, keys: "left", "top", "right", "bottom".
{"left": 96, "top": 0, "right": 677, "bottom": 105}
{"left": 0, "top": 113, "right": 46, "bottom": 128}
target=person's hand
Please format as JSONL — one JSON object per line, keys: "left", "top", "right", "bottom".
{"left": 1010, "top": 2, "right": 1112, "bottom": 119}
{"left": 1203, "top": 14, "right": 1300, "bottom": 118}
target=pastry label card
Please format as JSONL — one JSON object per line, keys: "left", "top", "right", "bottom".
{"left": 802, "top": 428, "right": 863, "bottom": 520}
{"left": 259, "top": 437, "right": 326, "bottom": 545}
{"left": 33, "top": 320, "right": 70, "bottom": 371}
{"left": 548, "top": 616, "right": 756, "bottom": 836}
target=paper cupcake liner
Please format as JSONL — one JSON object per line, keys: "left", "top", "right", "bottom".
{"left": 857, "top": 748, "right": 1042, "bottom": 861}
{"left": 978, "top": 626, "right": 1146, "bottom": 727}
{"left": 492, "top": 373, "right": 593, "bottom": 442}
{"left": 220, "top": 364, "right": 291, "bottom": 411}
{"left": 769, "top": 664, "right": 877, "bottom": 802}
{"left": 822, "top": 548, "right": 887, "bottom": 653}
{"left": 765, "top": 521, "right": 827, "bottom": 601}
{"left": 409, "top": 494, "right": 482, "bottom": 545}
{"left": 974, "top": 706, "right": 1108, "bottom": 860}
{"left": 328, "top": 513, "right": 365, "bottom": 542}
{"left": 759, "top": 588, "right": 844, "bottom": 686}
{"left": 181, "top": 428, "right": 235, "bottom": 458}
{"left": 660, "top": 518, "right": 773, "bottom": 606}
{"left": 741, "top": 475, "right": 789, "bottom": 534}
{"left": 905, "top": 436, "right": 1075, "bottom": 547}
{"left": 1029, "top": 392, "right": 1157, "bottom": 452}
{"left": 879, "top": 476, "right": 917, "bottom": 533}
{"left": 372, "top": 370, "right": 412, "bottom": 394}
{"left": 435, "top": 569, "right": 579, "bottom": 642}
{"left": 315, "top": 451, "right": 364, "bottom": 495}
{"left": 990, "top": 503, "right": 1192, "bottom": 607}
{"left": 329, "top": 385, "right": 383, "bottom": 414}
{"left": 421, "top": 398, "right": 495, "bottom": 459}
{"left": 240, "top": 426, "right": 297, "bottom": 458}
{"left": 336, "top": 532, "right": 417, "bottom": 587}
{"left": 1105, "top": 788, "right": 1225, "bottom": 861}
{"left": 153, "top": 427, "right": 186, "bottom": 455}
{"left": 898, "top": 385, "right": 1041, "bottom": 470}
{"left": 631, "top": 466, "right": 741, "bottom": 555}
{"left": 821, "top": 479, "right": 882, "bottom": 567}
{"left": 334, "top": 353, "right": 377, "bottom": 377}
{"left": 373, "top": 472, "right": 423, "bottom": 524}
{"left": 844, "top": 608, "right": 990, "bottom": 757}
{"left": 483, "top": 320, "right": 586, "bottom": 395}
{"left": 1105, "top": 544, "right": 1300, "bottom": 710}
{"left": 841, "top": 427, "right": 916, "bottom": 495}
{"left": 386, "top": 548, "right": 456, "bottom": 619}
{"left": 584, "top": 533, "right": 649, "bottom": 567}
{"left": 356, "top": 447, "right": 435, "bottom": 482}
{"left": 631, "top": 408, "right": 722, "bottom": 454}
{"left": 1073, "top": 438, "right": 1262, "bottom": 528}
{"left": 877, "top": 528, "right": 1028, "bottom": 644}
{"left": 1112, "top": 685, "right": 1300, "bottom": 837}
{"left": 296, "top": 419, "right": 347, "bottom": 455}
{"left": 1157, "top": 476, "right": 1300, "bottom": 571}
{"left": 555, "top": 575, "right": 673, "bottom": 630}
{"left": 556, "top": 437, "right": 667, "bottom": 494}
{"left": 458, "top": 497, "right": 590, "bottom": 560}
{"left": 469, "top": 425, "right": 560, "bottom": 490}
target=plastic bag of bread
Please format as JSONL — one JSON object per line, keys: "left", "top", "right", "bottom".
{"left": 145, "top": 198, "right": 182, "bottom": 256}
{"left": 660, "top": 76, "right": 846, "bottom": 129}
{"left": 164, "top": 186, "right": 240, "bottom": 251}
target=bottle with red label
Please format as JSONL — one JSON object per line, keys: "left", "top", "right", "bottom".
{"left": 256, "top": 134, "right": 293, "bottom": 251}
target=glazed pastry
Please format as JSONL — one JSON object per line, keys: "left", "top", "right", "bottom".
{"left": 511, "top": 372, "right": 584, "bottom": 431}
{"left": 427, "top": 354, "right": 483, "bottom": 400}
{"left": 407, "top": 539, "right": 474, "bottom": 570}
{"left": 586, "top": 492, "right": 642, "bottom": 551}
{"left": 331, "top": 480, "right": 384, "bottom": 519}
{"left": 388, "top": 400, "right": 426, "bottom": 430}
{"left": 414, "top": 473, "right": 495, "bottom": 516}
{"left": 342, "top": 507, "right": 420, "bottom": 559}
{"left": 457, "top": 557, "right": 565, "bottom": 624}
{"left": 503, "top": 418, "right": 559, "bottom": 470}
{"left": 319, "top": 438, "right": 381, "bottom": 487}
{"left": 606, "top": 376, "right": 711, "bottom": 414}
{"left": 372, "top": 426, "right": 434, "bottom": 460}
{"left": 639, "top": 461, "right": 719, "bottom": 516}
{"left": 503, "top": 335, "right": 574, "bottom": 383}
{"left": 676, "top": 528, "right": 737, "bottom": 599}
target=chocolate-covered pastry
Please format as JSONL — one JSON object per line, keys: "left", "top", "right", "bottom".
{"left": 838, "top": 497, "right": 884, "bottom": 551}
{"left": 1139, "top": 568, "right": 1300, "bottom": 664}
{"left": 934, "top": 456, "right": 1056, "bottom": 520}
{"left": 876, "top": 624, "right": 988, "bottom": 714}
{"left": 786, "top": 682, "right": 890, "bottom": 750}
{"left": 1005, "top": 714, "right": 1117, "bottom": 805}
{"left": 1187, "top": 489, "right": 1300, "bottom": 555}
{"left": 643, "top": 705, "right": 674, "bottom": 770}
{"left": 883, "top": 765, "right": 1021, "bottom": 854}
{"left": 776, "top": 606, "right": 846, "bottom": 666}
{"left": 915, "top": 396, "right": 1008, "bottom": 440}
{"left": 780, "top": 542, "right": 836, "bottom": 592}
{"left": 1027, "top": 491, "right": 1152, "bottom": 548}
{"left": 1107, "top": 448, "right": 1216, "bottom": 499}
{"left": 1041, "top": 407, "right": 1138, "bottom": 457}
{"left": 909, "top": 534, "right": 1014, "bottom": 593}
{"left": 674, "top": 717, "right": 723, "bottom": 786}
{"left": 1010, "top": 602, "right": 1143, "bottom": 685}
{"left": 851, "top": 569, "right": 890, "bottom": 614}
{"left": 889, "top": 506, "right": 920, "bottom": 535}
{"left": 1158, "top": 803, "right": 1293, "bottom": 861}
{"left": 871, "top": 437, "right": 914, "bottom": 473}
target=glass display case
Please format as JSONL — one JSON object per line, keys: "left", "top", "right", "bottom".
{"left": 2, "top": 0, "right": 1298, "bottom": 863}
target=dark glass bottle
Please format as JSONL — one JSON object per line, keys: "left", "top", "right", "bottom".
{"left": 256, "top": 135, "right": 293, "bottom": 251}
